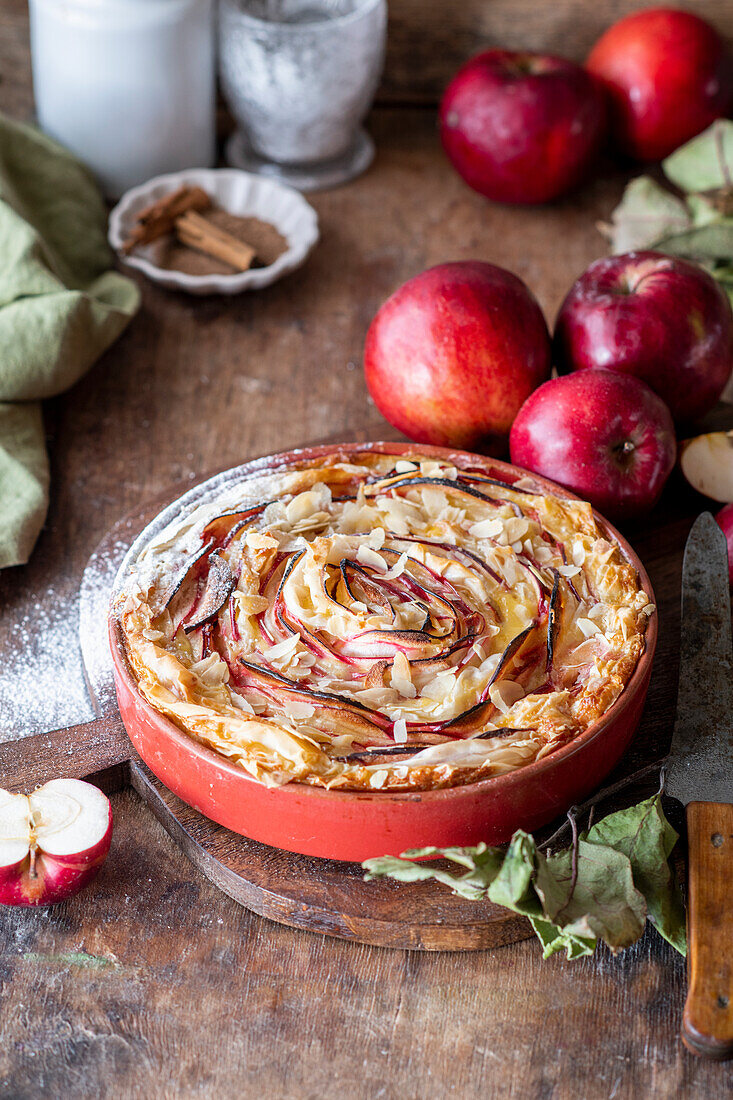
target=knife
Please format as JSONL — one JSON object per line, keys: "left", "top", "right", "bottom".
{"left": 666, "top": 512, "right": 733, "bottom": 1060}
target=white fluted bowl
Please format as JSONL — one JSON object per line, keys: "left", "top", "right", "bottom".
{"left": 108, "top": 168, "right": 319, "bottom": 295}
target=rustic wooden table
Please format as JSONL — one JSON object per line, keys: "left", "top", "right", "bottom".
{"left": 2, "top": 4, "right": 733, "bottom": 1097}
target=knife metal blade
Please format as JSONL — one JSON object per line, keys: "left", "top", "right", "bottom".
{"left": 666, "top": 512, "right": 733, "bottom": 806}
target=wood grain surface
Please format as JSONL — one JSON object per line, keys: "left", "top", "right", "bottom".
{"left": 382, "top": 0, "right": 733, "bottom": 103}
{"left": 2, "top": 3, "right": 733, "bottom": 1096}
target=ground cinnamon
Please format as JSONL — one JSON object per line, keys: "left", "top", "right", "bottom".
{"left": 142, "top": 208, "right": 288, "bottom": 276}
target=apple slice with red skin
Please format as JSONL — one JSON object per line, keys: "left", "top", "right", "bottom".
{"left": 680, "top": 431, "right": 733, "bottom": 503}
{"left": 0, "top": 779, "right": 112, "bottom": 907}
{"left": 509, "top": 370, "right": 676, "bottom": 522}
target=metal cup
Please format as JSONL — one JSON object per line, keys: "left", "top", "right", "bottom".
{"left": 219, "top": 0, "right": 387, "bottom": 190}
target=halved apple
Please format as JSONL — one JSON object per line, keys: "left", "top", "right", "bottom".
{"left": 0, "top": 778, "right": 112, "bottom": 907}
{"left": 680, "top": 431, "right": 733, "bottom": 503}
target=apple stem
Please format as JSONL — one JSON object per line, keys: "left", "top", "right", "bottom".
{"left": 613, "top": 439, "right": 636, "bottom": 467}
{"left": 28, "top": 842, "right": 38, "bottom": 880}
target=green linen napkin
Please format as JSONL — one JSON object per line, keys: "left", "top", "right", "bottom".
{"left": 0, "top": 114, "right": 140, "bottom": 568}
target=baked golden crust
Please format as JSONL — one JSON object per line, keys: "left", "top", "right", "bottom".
{"left": 115, "top": 451, "right": 654, "bottom": 791}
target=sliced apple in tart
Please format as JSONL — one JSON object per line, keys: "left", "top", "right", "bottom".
{"left": 115, "top": 451, "right": 654, "bottom": 792}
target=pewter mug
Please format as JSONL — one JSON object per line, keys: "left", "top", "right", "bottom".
{"left": 219, "top": 0, "right": 387, "bottom": 188}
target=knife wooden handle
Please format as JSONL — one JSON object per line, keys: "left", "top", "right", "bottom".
{"left": 682, "top": 800, "right": 733, "bottom": 1060}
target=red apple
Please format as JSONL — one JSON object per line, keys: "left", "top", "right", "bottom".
{"left": 554, "top": 251, "right": 733, "bottom": 424}
{"left": 439, "top": 50, "right": 606, "bottom": 204}
{"left": 364, "top": 261, "right": 551, "bottom": 451}
{"left": 716, "top": 502, "right": 733, "bottom": 584}
{"left": 587, "top": 7, "right": 733, "bottom": 161}
{"left": 0, "top": 778, "right": 112, "bottom": 907}
{"left": 509, "top": 370, "right": 676, "bottom": 520}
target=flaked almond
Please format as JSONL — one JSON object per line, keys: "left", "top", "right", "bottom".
{"left": 356, "top": 545, "right": 388, "bottom": 572}
{"left": 390, "top": 653, "right": 417, "bottom": 698}
{"left": 469, "top": 517, "right": 504, "bottom": 539}
{"left": 265, "top": 634, "right": 300, "bottom": 661}
{"left": 383, "top": 552, "right": 408, "bottom": 579}
{"left": 489, "top": 680, "right": 524, "bottom": 713}
{"left": 558, "top": 564, "right": 580, "bottom": 578}
{"left": 572, "top": 540, "right": 586, "bottom": 567}
{"left": 369, "top": 526, "right": 386, "bottom": 550}
{"left": 505, "top": 517, "right": 529, "bottom": 544}
{"left": 393, "top": 718, "right": 408, "bottom": 743}
{"left": 576, "top": 617, "right": 601, "bottom": 638}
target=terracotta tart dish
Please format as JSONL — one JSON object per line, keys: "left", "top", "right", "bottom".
{"left": 110, "top": 442, "right": 657, "bottom": 861}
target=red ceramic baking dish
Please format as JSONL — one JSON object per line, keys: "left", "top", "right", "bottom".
{"left": 109, "top": 442, "right": 657, "bottom": 862}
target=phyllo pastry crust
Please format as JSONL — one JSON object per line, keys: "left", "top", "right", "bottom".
{"left": 115, "top": 450, "right": 654, "bottom": 791}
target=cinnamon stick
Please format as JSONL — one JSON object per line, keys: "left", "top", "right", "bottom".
{"left": 174, "top": 211, "right": 257, "bottom": 271}
{"left": 122, "top": 186, "right": 212, "bottom": 254}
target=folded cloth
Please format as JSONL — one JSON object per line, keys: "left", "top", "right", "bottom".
{"left": 0, "top": 114, "right": 140, "bottom": 568}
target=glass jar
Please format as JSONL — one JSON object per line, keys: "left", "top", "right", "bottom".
{"left": 29, "top": 0, "right": 216, "bottom": 198}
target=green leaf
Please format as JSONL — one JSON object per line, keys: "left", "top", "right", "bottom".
{"left": 584, "top": 795, "right": 686, "bottom": 955}
{"left": 363, "top": 842, "right": 504, "bottom": 901}
{"left": 529, "top": 916, "right": 597, "bottom": 959}
{"left": 604, "top": 176, "right": 691, "bottom": 253}
{"left": 362, "top": 795, "right": 686, "bottom": 960}
{"left": 654, "top": 220, "right": 733, "bottom": 262}
{"left": 535, "top": 840, "right": 646, "bottom": 950}
{"left": 486, "top": 831, "right": 540, "bottom": 912}
{"left": 663, "top": 120, "right": 733, "bottom": 193}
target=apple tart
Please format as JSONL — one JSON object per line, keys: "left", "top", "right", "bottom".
{"left": 115, "top": 450, "right": 655, "bottom": 792}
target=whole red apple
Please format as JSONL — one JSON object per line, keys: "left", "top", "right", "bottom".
{"left": 439, "top": 50, "right": 606, "bottom": 204}
{"left": 554, "top": 251, "right": 733, "bottom": 424}
{"left": 509, "top": 370, "right": 676, "bottom": 520}
{"left": 716, "top": 502, "right": 733, "bottom": 585}
{"left": 364, "top": 261, "right": 551, "bottom": 451}
{"left": 587, "top": 7, "right": 733, "bottom": 161}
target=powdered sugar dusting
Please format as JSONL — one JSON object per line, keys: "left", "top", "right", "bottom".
{"left": 0, "top": 586, "right": 94, "bottom": 742}
{"left": 79, "top": 535, "right": 133, "bottom": 716}
{"left": 0, "top": 529, "right": 131, "bottom": 744}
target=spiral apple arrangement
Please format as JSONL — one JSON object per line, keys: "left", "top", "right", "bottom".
{"left": 151, "top": 466, "right": 571, "bottom": 756}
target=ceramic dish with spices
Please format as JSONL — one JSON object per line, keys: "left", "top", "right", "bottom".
{"left": 108, "top": 168, "right": 319, "bottom": 295}
{"left": 109, "top": 442, "right": 657, "bottom": 861}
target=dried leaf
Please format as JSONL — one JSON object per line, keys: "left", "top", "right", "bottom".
{"left": 605, "top": 176, "right": 690, "bottom": 254}
{"left": 584, "top": 795, "right": 686, "bottom": 955}
{"left": 654, "top": 220, "right": 733, "bottom": 262}
{"left": 663, "top": 119, "right": 733, "bottom": 194}
{"left": 534, "top": 840, "right": 646, "bottom": 949}
{"left": 363, "top": 794, "right": 685, "bottom": 960}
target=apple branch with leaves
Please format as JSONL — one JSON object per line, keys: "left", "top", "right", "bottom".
{"left": 363, "top": 774, "right": 686, "bottom": 960}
